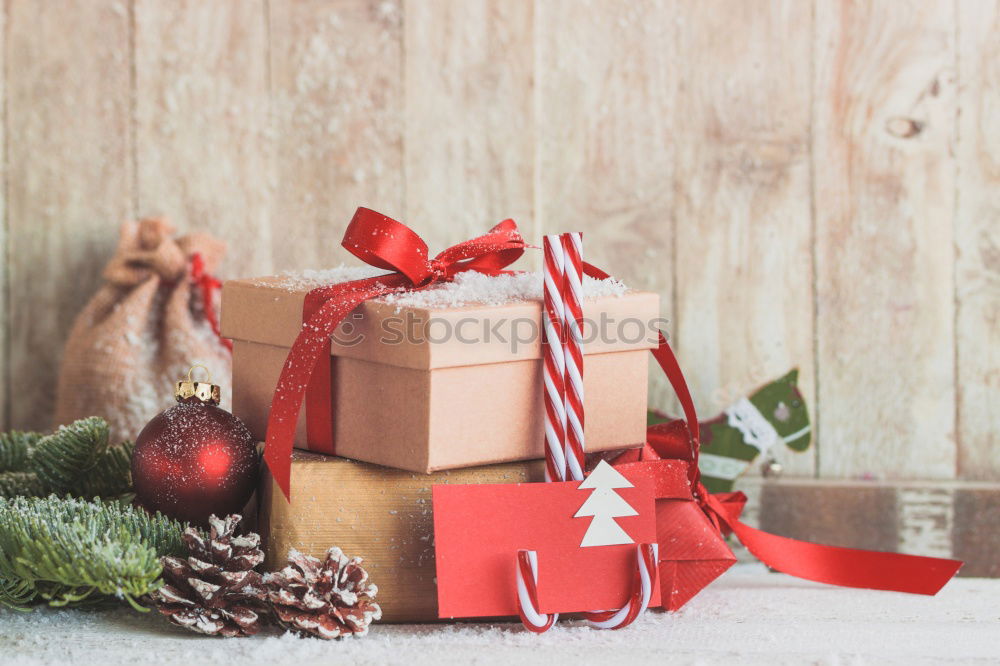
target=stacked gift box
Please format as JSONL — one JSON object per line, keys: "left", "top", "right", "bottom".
{"left": 221, "top": 268, "right": 663, "bottom": 622}
{"left": 218, "top": 207, "right": 968, "bottom": 629}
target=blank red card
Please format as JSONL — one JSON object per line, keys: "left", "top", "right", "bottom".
{"left": 433, "top": 464, "right": 657, "bottom": 618}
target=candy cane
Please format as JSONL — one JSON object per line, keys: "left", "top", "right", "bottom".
{"left": 542, "top": 235, "right": 568, "bottom": 483}
{"left": 516, "top": 550, "right": 558, "bottom": 633}
{"left": 561, "top": 232, "right": 586, "bottom": 483}
{"left": 581, "top": 543, "right": 659, "bottom": 630}
{"left": 514, "top": 544, "right": 658, "bottom": 633}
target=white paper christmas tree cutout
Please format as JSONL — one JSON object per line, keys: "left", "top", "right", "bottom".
{"left": 573, "top": 460, "right": 638, "bottom": 548}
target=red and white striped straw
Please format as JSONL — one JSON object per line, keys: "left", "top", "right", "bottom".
{"left": 561, "top": 233, "right": 586, "bottom": 482}
{"left": 520, "top": 233, "right": 656, "bottom": 633}
{"left": 542, "top": 235, "right": 568, "bottom": 483}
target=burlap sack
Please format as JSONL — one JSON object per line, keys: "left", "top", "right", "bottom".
{"left": 55, "top": 219, "right": 232, "bottom": 442}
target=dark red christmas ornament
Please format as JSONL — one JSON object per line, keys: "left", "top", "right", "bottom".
{"left": 131, "top": 365, "right": 258, "bottom": 526}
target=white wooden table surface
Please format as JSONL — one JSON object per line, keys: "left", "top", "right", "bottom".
{"left": 1, "top": 564, "right": 996, "bottom": 666}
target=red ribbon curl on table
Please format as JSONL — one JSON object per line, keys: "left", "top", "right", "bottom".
{"left": 610, "top": 329, "right": 964, "bottom": 597}
{"left": 264, "top": 207, "right": 526, "bottom": 498}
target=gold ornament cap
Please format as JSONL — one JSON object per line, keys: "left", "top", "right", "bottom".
{"left": 175, "top": 365, "right": 221, "bottom": 405}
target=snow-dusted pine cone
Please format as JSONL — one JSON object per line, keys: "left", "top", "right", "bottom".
{"left": 265, "top": 548, "right": 382, "bottom": 639}
{"left": 149, "top": 514, "right": 268, "bottom": 637}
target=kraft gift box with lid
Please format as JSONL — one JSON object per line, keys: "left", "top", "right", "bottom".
{"left": 221, "top": 269, "right": 659, "bottom": 474}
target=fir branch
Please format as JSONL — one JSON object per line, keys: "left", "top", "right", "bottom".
{"left": 31, "top": 417, "right": 110, "bottom": 489}
{"left": 0, "top": 576, "right": 37, "bottom": 611}
{"left": 0, "top": 431, "right": 41, "bottom": 472}
{"left": 0, "top": 417, "right": 132, "bottom": 499}
{"left": 66, "top": 441, "right": 136, "bottom": 498}
{"left": 0, "top": 471, "right": 47, "bottom": 498}
{"left": 0, "top": 495, "right": 186, "bottom": 611}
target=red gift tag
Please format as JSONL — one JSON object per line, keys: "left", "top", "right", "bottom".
{"left": 433, "top": 462, "right": 658, "bottom": 618}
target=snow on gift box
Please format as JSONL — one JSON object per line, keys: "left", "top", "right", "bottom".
{"left": 220, "top": 208, "right": 659, "bottom": 480}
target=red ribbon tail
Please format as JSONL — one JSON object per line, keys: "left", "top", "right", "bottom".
{"left": 592, "top": 261, "right": 963, "bottom": 597}
{"left": 705, "top": 494, "right": 963, "bottom": 595}
{"left": 264, "top": 285, "right": 390, "bottom": 499}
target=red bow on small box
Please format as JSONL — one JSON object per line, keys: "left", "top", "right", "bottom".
{"left": 611, "top": 455, "right": 740, "bottom": 610}
{"left": 264, "top": 208, "right": 527, "bottom": 499}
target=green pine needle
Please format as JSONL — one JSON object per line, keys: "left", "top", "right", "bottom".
{"left": 0, "top": 495, "right": 185, "bottom": 611}
{"left": 0, "top": 431, "right": 41, "bottom": 472}
{"left": 0, "top": 576, "right": 37, "bottom": 609}
{"left": 0, "top": 471, "right": 48, "bottom": 497}
{"left": 0, "top": 417, "right": 133, "bottom": 499}
{"left": 66, "top": 441, "right": 136, "bottom": 498}
{"left": 31, "top": 417, "right": 110, "bottom": 489}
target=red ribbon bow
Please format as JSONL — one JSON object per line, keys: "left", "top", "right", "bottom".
{"left": 265, "top": 207, "right": 527, "bottom": 498}
{"left": 190, "top": 252, "right": 231, "bottom": 351}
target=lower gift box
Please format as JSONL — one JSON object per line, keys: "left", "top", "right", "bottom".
{"left": 259, "top": 449, "right": 545, "bottom": 623}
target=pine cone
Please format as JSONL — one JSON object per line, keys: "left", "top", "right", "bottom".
{"left": 149, "top": 514, "right": 267, "bottom": 637}
{"left": 265, "top": 548, "right": 382, "bottom": 639}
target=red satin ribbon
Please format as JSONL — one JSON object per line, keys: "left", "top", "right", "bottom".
{"left": 191, "top": 252, "right": 232, "bottom": 352}
{"left": 702, "top": 491, "right": 962, "bottom": 595}
{"left": 628, "top": 328, "right": 963, "bottom": 596}
{"left": 583, "top": 264, "right": 701, "bottom": 491}
{"left": 618, "top": 441, "right": 961, "bottom": 594}
{"left": 265, "top": 207, "right": 526, "bottom": 498}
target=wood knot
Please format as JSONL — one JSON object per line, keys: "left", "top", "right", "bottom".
{"left": 886, "top": 117, "right": 924, "bottom": 138}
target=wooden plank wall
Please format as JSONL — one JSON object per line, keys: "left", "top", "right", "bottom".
{"left": 956, "top": 0, "right": 1000, "bottom": 481}
{"left": 814, "top": 1, "right": 957, "bottom": 479}
{"left": 0, "top": 0, "right": 996, "bottom": 482}
{"left": 135, "top": 0, "right": 274, "bottom": 272}
{"left": 6, "top": 1, "right": 133, "bottom": 429}
{"left": 672, "top": 0, "right": 815, "bottom": 478}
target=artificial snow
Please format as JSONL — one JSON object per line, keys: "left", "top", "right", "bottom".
{"left": 380, "top": 271, "right": 628, "bottom": 309}
{"left": 1, "top": 564, "right": 995, "bottom": 666}
{"left": 268, "top": 266, "right": 387, "bottom": 291}
{"left": 271, "top": 266, "right": 629, "bottom": 309}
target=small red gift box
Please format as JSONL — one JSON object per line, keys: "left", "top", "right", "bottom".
{"left": 612, "top": 457, "right": 738, "bottom": 611}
